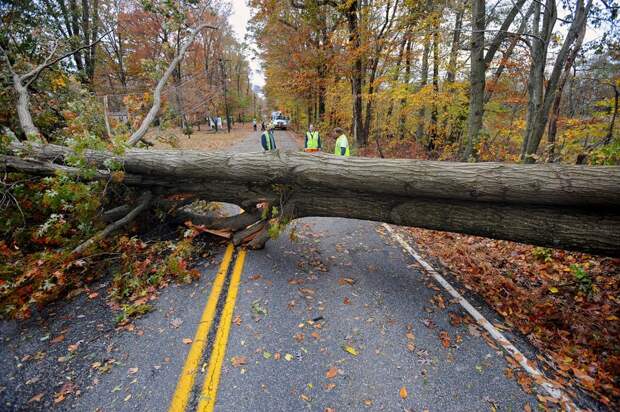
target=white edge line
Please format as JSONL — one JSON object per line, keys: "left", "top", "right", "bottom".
{"left": 382, "top": 223, "right": 579, "bottom": 412}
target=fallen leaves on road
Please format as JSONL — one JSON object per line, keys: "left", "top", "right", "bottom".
{"left": 53, "top": 382, "right": 76, "bottom": 404}
{"left": 421, "top": 319, "right": 436, "bottom": 329}
{"left": 342, "top": 345, "right": 359, "bottom": 356}
{"left": 326, "top": 367, "right": 338, "bottom": 379}
{"left": 27, "top": 393, "right": 44, "bottom": 403}
{"left": 182, "top": 338, "right": 192, "bottom": 344}
{"left": 231, "top": 356, "right": 247, "bottom": 367}
{"left": 298, "top": 287, "right": 316, "bottom": 300}
{"left": 249, "top": 274, "right": 262, "bottom": 281}
{"left": 169, "top": 318, "right": 183, "bottom": 328}
{"left": 337, "top": 277, "right": 356, "bottom": 286}
{"left": 251, "top": 299, "right": 268, "bottom": 319}
{"left": 439, "top": 331, "right": 451, "bottom": 348}
{"left": 407, "top": 227, "right": 620, "bottom": 407}
{"left": 400, "top": 385, "right": 408, "bottom": 399}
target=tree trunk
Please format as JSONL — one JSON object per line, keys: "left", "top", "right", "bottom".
{"left": 346, "top": 0, "right": 364, "bottom": 147}
{"left": 416, "top": 35, "right": 430, "bottom": 141}
{"left": 547, "top": 20, "right": 587, "bottom": 162}
{"left": 4, "top": 142, "right": 620, "bottom": 257}
{"left": 13, "top": 76, "right": 40, "bottom": 137}
{"left": 522, "top": 0, "right": 554, "bottom": 160}
{"left": 430, "top": 17, "right": 439, "bottom": 151}
{"left": 523, "top": 0, "right": 592, "bottom": 163}
{"left": 605, "top": 84, "right": 619, "bottom": 145}
{"left": 446, "top": 5, "right": 463, "bottom": 84}
{"left": 463, "top": 0, "right": 485, "bottom": 161}
{"left": 398, "top": 36, "right": 412, "bottom": 140}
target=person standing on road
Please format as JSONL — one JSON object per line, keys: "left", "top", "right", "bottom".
{"left": 261, "top": 120, "right": 266, "bottom": 131}
{"left": 261, "top": 124, "right": 277, "bottom": 151}
{"left": 333, "top": 127, "right": 350, "bottom": 156}
{"left": 253, "top": 118, "right": 257, "bottom": 131}
{"left": 304, "top": 124, "right": 321, "bottom": 152}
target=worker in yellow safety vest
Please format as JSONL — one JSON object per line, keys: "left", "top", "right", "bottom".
{"left": 261, "top": 124, "right": 277, "bottom": 151}
{"left": 332, "top": 127, "right": 350, "bottom": 156}
{"left": 304, "top": 124, "right": 321, "bottom": 152}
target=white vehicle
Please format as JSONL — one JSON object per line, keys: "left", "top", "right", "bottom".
{"left": 271, "top": 111, "right": 289, "bottom": 130}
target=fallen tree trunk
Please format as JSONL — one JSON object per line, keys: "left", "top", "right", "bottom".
{"left": 3, "top": 143, "right": 620, "bottom": 256}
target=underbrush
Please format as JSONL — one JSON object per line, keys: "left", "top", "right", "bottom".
{"left": 0, "top": 172, "right": 204, "bottom": 322}
{"left": 408, "top": 228, "right": 620, "bottom": 408}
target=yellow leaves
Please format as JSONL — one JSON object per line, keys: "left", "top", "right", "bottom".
{"left": 548, "top": 286, "right": 559, "bottom": 294}
{"left": 341, "top": 344, "right": 358, "bottom": 356}
{"left": 399, "top": 386, "right": 408, "bottom": 399}
{"left": 50, "top": 74, "right": 66, "bottom": 90}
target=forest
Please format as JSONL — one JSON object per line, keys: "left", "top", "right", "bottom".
{"left": 1, "top": 0, "right": 619, "bottom": 409}
{"left": 253, "top": 0, "right": 619, "bottom": 164}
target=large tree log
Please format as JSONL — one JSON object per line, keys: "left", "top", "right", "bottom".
{"left": 3, "top": 143, "right": 620, "bottom": 256}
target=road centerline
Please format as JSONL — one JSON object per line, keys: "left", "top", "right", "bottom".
{"left": 168, "top": 243, "right": 235, "bottom": 412}
{"left": 197, "top": 248, "right": 247, "bottom": 412}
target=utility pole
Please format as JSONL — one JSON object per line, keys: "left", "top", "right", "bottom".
{"left": 219, "top": 58, "right": 231, "bottom": 133}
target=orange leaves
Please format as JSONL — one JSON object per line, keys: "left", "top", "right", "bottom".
{"left": 439, "top": 331, "right": 451, "bottom": 349}
{"left": 407, "top": 226, "right": 620, "bottom": 406}
{"left": 399, "top": 386, "right": 408, "bottom": 399}
{"left": 325, "top": 366, "right": 338, "bottom": 379}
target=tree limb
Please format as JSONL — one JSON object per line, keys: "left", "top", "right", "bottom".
{"left": 126, "top": 22, "right": 218, "bottom": 146}
{"left": 72, "top": 191, "right": 152, "bottom": 255}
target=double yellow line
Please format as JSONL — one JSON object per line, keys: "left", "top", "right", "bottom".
{"left": 169, "top": 243, "right": 246, "bottom": 412}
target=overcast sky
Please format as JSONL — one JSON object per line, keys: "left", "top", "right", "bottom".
{"left": 229, "top": 0, "right": 265, "bottom": 88}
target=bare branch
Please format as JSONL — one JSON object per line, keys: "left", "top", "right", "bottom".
{"left": 23, "top": 29, "right": 113, "bottom": 87}
{"left": 126, "top": 22, "right": 218, "bottom": 146}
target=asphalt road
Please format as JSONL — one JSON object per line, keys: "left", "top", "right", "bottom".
{"left": 0, "top": 129, "right": 549, "bottom": 411}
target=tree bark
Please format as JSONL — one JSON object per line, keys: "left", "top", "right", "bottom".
{"left": 345, "top": 0, "right": 364, "bottom": 147}
{"left": 463, "top": 0, "right": 485, "bottom": 161}
{"left": 523, "top": 0, "right": 592, "bottom": 163}
{"left": 446, "top": 4, "right": 463, "bottom": 84}
{"left": 430, "top": 15, "right": 440, "bottom": 151}
{"left": 416, "top": 35, "right": 430, "bottom": 141}
{"left": 547, "top": 19, "right": 587, "bottom": 161}
{"left": 522, "top": 0, "right": 555, "bottom": 160}
{"left": 4, "top": 143, "right": 620, "bottom": 257}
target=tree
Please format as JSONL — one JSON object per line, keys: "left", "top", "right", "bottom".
{"left": 3, "top": 141, "right": 620, "bottom": 256}
{"left": 522, "top": 0, "right": 593, "bottom": 163}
